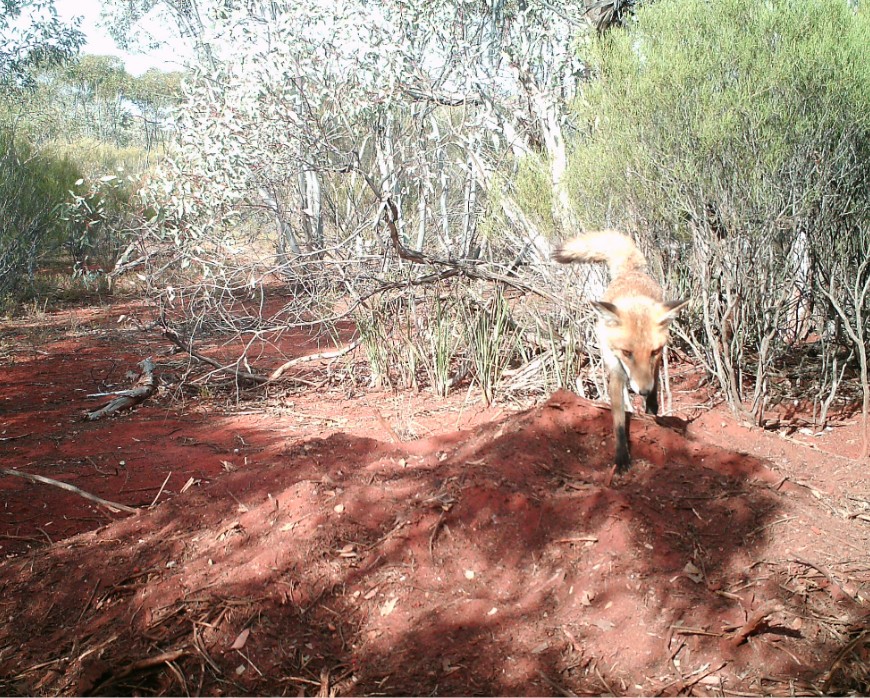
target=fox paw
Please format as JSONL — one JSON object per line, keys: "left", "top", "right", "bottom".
{"left": 614, "top": 449, "right": 632, "bottom": 474}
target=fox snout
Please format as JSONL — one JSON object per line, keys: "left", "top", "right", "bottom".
{"left": 625, "top": 366, "right": 657, "bottom": 397}
{"left": 634, "top": 381, "right": 654, "bottom": 397}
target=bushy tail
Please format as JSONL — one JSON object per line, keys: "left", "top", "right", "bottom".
{"left": 552, "top": 230, "right": 647, "bottom": 275}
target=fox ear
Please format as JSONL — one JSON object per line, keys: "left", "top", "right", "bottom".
{"left": 592, "top": 301, "right": 622, "bottom": 326}
{"left": 659, "top": 299, "right": 689, "bottom": 326}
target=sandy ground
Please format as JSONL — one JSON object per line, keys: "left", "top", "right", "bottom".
{"left": 0, "top": 297, "right": 868, "bottom": 696}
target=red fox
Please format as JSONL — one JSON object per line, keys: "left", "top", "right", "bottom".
{"left": 553, "top": 230, "right": 688, "bottom": 472}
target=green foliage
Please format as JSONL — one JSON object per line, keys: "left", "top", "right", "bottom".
{"left": 1, "top": 55, "right": 183, "bottom": 151}
{"left": 568, "top": 0, "right": 870, "bottom": 234}
{"left": 463, "top": 290, "right": 518, "bottom": 405}
{"left": 566, "top": 0, "right": 870, "bottom": 416}
{"left": 513, "top": 156, "right": 555, "bottom": 238}
{"left": 48, "top": 139, "right": 152, "bottom": 180}
{"left": 0, "top": 49, "right": 183, "bottom": 305}
{"left": 355, "top": 302, "right": 394, "bottom": 388}
{"left": 0, "top": 128, "right": 156, "bottom": 303}
{"left": 418, "top": 291, "right": 464, "bottom": 398}
{"left": 0, "top": 130, "right": 82, "bottom": 297}
{"left": 0, "top": 0, "right": 84, "bottom": 88}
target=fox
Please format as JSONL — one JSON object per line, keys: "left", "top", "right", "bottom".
{"left": 552, "top": 230, "right": 688, "bottom": 473}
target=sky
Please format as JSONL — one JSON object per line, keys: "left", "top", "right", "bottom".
{"left": 55, "top": 0, "right": 193, "bottom": 75}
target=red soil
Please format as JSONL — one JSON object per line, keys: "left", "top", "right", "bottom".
{"left": 0, "top": 299, "right": 868, "bottom": 696}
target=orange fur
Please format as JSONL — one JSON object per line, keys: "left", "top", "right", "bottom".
{"left": 553, "top": 230, "right": 688, "bottom": 472}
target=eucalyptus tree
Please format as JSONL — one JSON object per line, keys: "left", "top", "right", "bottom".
{"left": 129, "top": 0, "right": 600, "bottom": 397}
{"left": 148, "top": 0, "right": 590, "bottom": 273}
{"left": 0, "top": 0, "right": 84, "bottom": 88}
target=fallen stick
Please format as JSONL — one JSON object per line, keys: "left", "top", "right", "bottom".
{"left": 0, "top": 468, "right": 138, "bottom": 514}
{"left": 727, "top": 600, "right": 782, "bottom": 648}
{"left": 86, "top": 358, "right": 157, "bottom": 421}
{"left": 794, "top": 557, "right": 859, "bottom": 603}
{"left": 268, "top": 338, "right": 361, "bottom": 382}
{"left": 373, "top": 409, "right": 402, "bottom": 443}
{"left": 161, "top": 323, "right": 267, "bottom": 385}
{"left": 92, "top": 648, "right": 188, "bottom": 695}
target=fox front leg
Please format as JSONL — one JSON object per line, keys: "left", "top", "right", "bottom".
{"left": 609, "top": 370, "right": 631, "bottom": 472}
{"left": 645, "top": 372, "right": 659, "bottom": 416}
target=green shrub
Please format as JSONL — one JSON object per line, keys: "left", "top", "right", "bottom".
{"left": 566, "top": 0, "right": 870, "bottom": 419}
{"left": 513, "top": 156, "right": 555, "bottom": 238}
{"left": 0, "top": 130, "right": 83, "bottom": 297}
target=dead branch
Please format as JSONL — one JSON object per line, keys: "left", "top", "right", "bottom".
{"left": 86, "top": 358, "right": 157, "bottom": 421}
{"left": 92, "top": 648, "right": 189, "bottom": 695}
{"left": 794, "top": 557, "right": 861, "bottom": 604}
{"left": 162, "top": 315, "right": 360, "bottom": 387}
{"left": 381, "top": 196, "right": 571, "bottom": 308}
{"left": 727, "top": 600, "right": 782, "bottom": 648}
{"left": 161, "top": 320, "right": 267, "bottom": 385}
{"left": 268, "top": 338, "right": 362, "bottom": 382}
{"left": 822, "top": 629, "right": 870, "bottom": 693}
{"left": 0, "top": 468, "right": 138, "bottom": 514}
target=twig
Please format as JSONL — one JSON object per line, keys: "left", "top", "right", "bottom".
{"left": 429, "top": 510, "right": 449, "bottom": 562}
{"left": 161, "top": 321, "right": 267, "bottom": 385}
{"left": 660, "top": 661, "right": 727, "bottom": 695}
{"left": 76, "top": 577, "right": 101, "bottom": 624}
{"left": 537, "top": 670, "right": 579, "bottom": 697}
{"left": 92, "top": 648, "right": 188, "bottom": 694}
{"left": 793, "top": 558, "right": 859, "bottom": 603}
{"left": 374, "top": 410, "right": 402, "bottom": 443}
{"left": 727, "top": 600, "right": 782, "bottom": 648}
{"left": 150, "top": 472, "right": 172, "bottom": 508}
{"left": 318, "top": 667, "right": 331, "bottom": 698}
{"left": 673, "top": 626, "right": 722, "bottom": 637}
{"left": 0, "top": 432, "right": 31, "bottom": 441}
{"left": 380, "top": 196, "right": 573, "bottom": 307}
{"left": 268, "top": 339, "right": 362, "bottom": 382}
{"left": 822, "top": 629, "right": 869, "bottom": 692}
{"left": 236, "top": 648, "right": 264, "bottom": 677}
{"left": 0, "top": 468, "right": 138, "bottom": 514}
{"left": 555, "top": 536, "right": 598, "bottom": 544}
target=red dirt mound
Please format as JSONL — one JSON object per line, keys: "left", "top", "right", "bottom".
{"left": 1, "top": 304, "right": 869, "bottom": 696}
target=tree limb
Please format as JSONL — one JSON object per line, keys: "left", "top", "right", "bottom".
{"left": 268, "top": 338, "right": 362, "bottom": 382}
{"left": 86, "top": 358, "right": 157, "bottom": 421}
{"left": 0, "top": 468, "right": 138, "bottom": 514}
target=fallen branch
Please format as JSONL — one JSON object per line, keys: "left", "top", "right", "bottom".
{"left": 92, "top": 648, "right": 189, "bottom": 695}
{"left": 0, "top": 432, "right": 31, "bottom": 442}
{"left": 162, "top": 311, "right": 360, "bottom": 387}
{"left": 822, "top": 629, "right": 870, "bottom": 693}
{"left": 727, "top": 600, "right": 782, "bottom": 648}
{"left": 161, "top": 322, "right": 267, "bottom": 385}
{"left": 268, "top": 338, "right": 362, "bottom": 382}
{"left": 85, "top": 358, "right": 157, "bottom": 421}
{"left": 794, "top": 557, "right": 860, "bottom": 604}
{"left": 0, "top": 468, "right": 138, "bottom": 514}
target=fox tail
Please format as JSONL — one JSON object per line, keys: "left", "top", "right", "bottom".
{"left": 552, "top": 230, "right": 647, "bottom": 276}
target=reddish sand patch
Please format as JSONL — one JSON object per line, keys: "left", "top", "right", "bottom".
{"left": 1, "top": 299, "right": 868, "bottom": 696}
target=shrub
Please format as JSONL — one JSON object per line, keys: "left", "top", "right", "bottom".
{"left": 0, "top": 130, "right": 82, "bottom": 298}
{"left": 566, "top": 0, "right": 870, "bottom": 424}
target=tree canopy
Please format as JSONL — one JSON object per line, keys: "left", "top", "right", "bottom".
{"left": 0, "top": 0, "right": 84, "bottom": 88}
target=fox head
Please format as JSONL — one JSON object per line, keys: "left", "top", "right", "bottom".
{"left": 593, "top": 298, "right": 689, "bottom": 396}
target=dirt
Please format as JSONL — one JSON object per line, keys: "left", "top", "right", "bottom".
{"left": 1, "top": 298, "right": 869, "bottom": 696}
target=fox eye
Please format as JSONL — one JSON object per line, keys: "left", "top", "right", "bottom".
{"left": 621, "top": 350, "right": 634, "bottom": 360}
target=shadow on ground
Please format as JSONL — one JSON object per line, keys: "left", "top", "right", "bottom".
{"left": 1, "top": 390, "right": 867, "bottom": 696}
